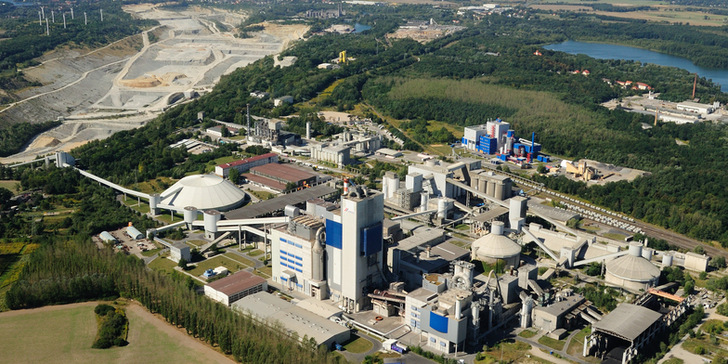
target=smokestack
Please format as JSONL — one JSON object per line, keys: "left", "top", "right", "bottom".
{"left": 51, "top": 11, "right": 54, "bottom": 23}
{"left": 41, "top": 6, "right": 45, "bottom": 20}
{"left": 46, "top": 18, "right": 49, "bottom": 36}
{"left": 63, "top": 13, "right": 66, "bottom": 29}
{"left": 692, "top": 73, "right": 697, "bottom": 100}
{"left": 306, "top": 121, "right": 311, "bottom": 139}
{"left": 100, "top": 9, "right": 103, "bottom": 22}
{"left": 71, "top": 8, "right": 74, "bottom": 20}
{"left": 39, "top": 11, "right": 42, "bottom": 26}
{"left": 84, "top": 12, "right": 87, "bottom": 26}
{"left": 246, "top": 103, "right": 250, "bottom": 139}
{"left": 530, "top": 132, "right": 535, "bottom": 163}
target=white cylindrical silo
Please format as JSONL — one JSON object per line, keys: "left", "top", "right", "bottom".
{"left": 491, "top": 221, "right": 505, "bottom": 236}
{"left": 183, "top": 206, "right": 197, "bottom": 225}
{"left": 203, "top": 210, "right": 221, "bottom": 233}
{"left": 520, "top": 298, "right": 533, "bottom": 328}
{"left": 642, "top": 247, "right": 653, "bottom": 260}
{"left": 420, "top": 194, "right": 429, "bottom": 211}
{"left": 455, "top": 299, "right": 462, "bottom": 320}
{"left": 437, "top": 198, "right": 448, "bottom": 219}
{"left": 628, "top": 242, "right": 643, "bottom": 257}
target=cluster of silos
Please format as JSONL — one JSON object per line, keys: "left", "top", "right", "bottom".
{"left": 604, "top": 243, "right": 660, "bottom": 291}
{"left": 471, "top": 171, "right": 512, "bottom": 201}
{"left": 470, "top": 221, "right": 521, "bottom": 268}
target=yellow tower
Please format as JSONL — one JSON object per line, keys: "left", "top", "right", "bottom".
{"left": 339, "top": 50, "right": 347, "bottom": 64}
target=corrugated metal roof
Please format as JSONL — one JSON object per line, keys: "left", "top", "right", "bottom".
{"left": 206, "top": 270, "right": 266, "bottom": 296}
{"left": 593, "top": 303, "right": 662, "bottom": 342}
{"left": 224, "top": 184, "right": 337, "bottom": 220}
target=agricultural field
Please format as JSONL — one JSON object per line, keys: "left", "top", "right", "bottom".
{"left": 0, "top": 301, "right": 233, "bottom": 363}
{"left": 0, "top": 242, "right": 39, "bottom": 310}
{"left": 0, "top": 180, "right": 20, "bottom": 193}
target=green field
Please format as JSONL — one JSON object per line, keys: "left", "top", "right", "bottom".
{"left": 0, "top": 180, "right": 20, "bottom": 193}
{"left": 0, "top": 302, "right": 231, "bottom": 363}
{"left": 538, "top": 336, "right": 566, "bottom": 351}
{"left": 187, "top": 254, "right": 253, "bottom": 277}
{"left": 343, "top": 336, "right": 373, "bottom": 353}
{"left": 148, "top": 257, "right": 178, "bottom": 275}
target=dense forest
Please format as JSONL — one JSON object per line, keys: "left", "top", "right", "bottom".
{"left": 0, "top": 120, "right": 60, "bottom": 157}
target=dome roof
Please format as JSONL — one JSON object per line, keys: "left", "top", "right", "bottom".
{"left": 606, "top": 254, "right": 660, "bottom": 282}
{"left": 160, "top": 174, "right": 246, "bottom": 211}
{"left": 472, "top": 233, "right": 521, "bottom": 260}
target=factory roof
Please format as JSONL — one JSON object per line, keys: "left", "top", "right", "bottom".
{"left": 160, "top": 174, "right": 246, "bottom": 211}
{"left": 471, "top": 232, "right": 521, "bottom": 259}
{"left": 396, "top": 227, "right": 446, "bottom": 252}
{"left": 593, "top": 303, "right": 662, "bottom": 342}
{"left": 534, "top": 294, "right": 586, "bottom": 317}
{"left": 473, "top": 206, "right": 508, "bottom": 222}
{"left": 242, "top": 173, "right": 288, "bottom": 191}
{"left": 206, "top": 270, "right": 266, "bottom": 296}
{"left": 295, "top": 298, "right": 343, "bottom": 319}
{"left": 606, "top": 253, "right": 660, "bottom": 282}
{"left": 233, "top": 291, "right": 350, "bottom": 346}
{"left": 251, "top": 163, "right": 316, "bottom": 183}
{"left": 225, "top": 184, "right": 337, "bottom": 219}
{"left": 376, "top": 148, "right": 403, "bottom": 157}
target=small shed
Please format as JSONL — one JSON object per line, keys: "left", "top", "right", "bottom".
{"left": 99, "top": 231, "right": 117, "bottom": 243}
{"left": 126, "top": 225, "right": 144, "bottom": 240}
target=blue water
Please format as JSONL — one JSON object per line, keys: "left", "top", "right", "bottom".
{"left": 353, "top": 23, "right": 371, "bottom": 34}
{"left": 546, "top": 40, "right": 728, "bottom": 92}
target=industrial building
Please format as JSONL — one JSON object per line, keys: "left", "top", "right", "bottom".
{"left": 470, "top": 221, "right": 521, "bottom": 268}
{"left": 604, "top": 243, "right": 660, "bottom": 292}
{"left": 310, "top": 144, "right": 351, "bottom": 167}
{"left": 462, "top": 119, "right": 542, "bottom": 164}
{"left": 203, "top": 270, "right": 268, "bottom": 306}
{"left": 233, "top": 291, "right": 351, "bottom": 348}
{"left": 214, "top": 152, "right": 278, "bottom": 178}
{"left": 243, "top": 163, "right": 318, "bottom": 192}
{"left": 676, "top": 101, "right": 718, "bottom": 114}
{"left": 169, "top": 242, "right": 191, "bottom": 263}
{"left": 269, "top": 186, "right": 385, "bottom": 312}
{"left": 159, "top": 174, "right": 247, "bottom": 211}
{"left": 206, "top": 125, "right": 239, "bottom": 138}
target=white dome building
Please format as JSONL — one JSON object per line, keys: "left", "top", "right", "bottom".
{"left": 605, "top": 243, "right": 660, "bottom": 292}
{"left": 471, "top": 221, "right": 521, "bottom": 268}
{"left": 160, "top": 174, "right": 246, "bottom": 211}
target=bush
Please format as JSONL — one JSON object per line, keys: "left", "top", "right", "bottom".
{"left": 92, "top": 305, "right": 128, "bottom": 349}
{"left": 94, "top": 304, "right": 115, "bottom": 316}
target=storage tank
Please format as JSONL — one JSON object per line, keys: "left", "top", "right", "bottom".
{"left": 471, "top": 221, "right": 521, "bottom": 268}
{"left": 437, "top": 198, "right": 448, "bottom": 220}
{"left": 420, "top": 193, "right": 429, "bottom": 211}
{"left": 662, "top": 254, "right": 674, "bottom": 267}
{"left": 284, "top": 205, "right": 300, "bottom": 218}
{"left": 605, "top": 242, "right": 659, "bottom": 291}
{"left": 203, "top": 210, "right": 221, "bottom": 234}
{"left": 311, "top": 227, "right": 325, "bottom": 281}
{"left": 642, "top": 247, "right": 653, "bottom": 260}
{"left": 520, "top": 297, "right": 533, "bottom": 328}
{"left": 486, "top": 180, "right": 496, "bottom": 198}
{"left": 183, "top": 206, "right": 197, "bottom": 225}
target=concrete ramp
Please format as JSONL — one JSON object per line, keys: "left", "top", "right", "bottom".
{"left": 528, "top": 279, "right": 544, "bottom": 297}
{"left": 199, "top": 231, "right": 230, "bottom": 252}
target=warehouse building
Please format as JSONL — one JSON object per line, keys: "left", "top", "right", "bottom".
{"left": 126, "top": 225, "right": 144, "bottom": 240}
{"left": 586, "top": 303, "right": 663, "bottom": 364}
{"left": 604, "top": 243, "right": 660, "bottom": 292}
{"left": 233, "top": 291, "right": 351, "bottom": 348}
{"left": 243, "top": 164, "right": 318, "bottom": 192}
{"left": 160, "top": 174, "right": 247, "bottom": 211}
{"left": 204, "top": 270, "right": 268, "bottom": 306}
{"left": 214, "top": 153, "right": 278, "bottom": 178}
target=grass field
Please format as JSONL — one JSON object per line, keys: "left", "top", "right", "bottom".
{"left": 148, "top": 257, "right": 178, "bottom": 275}
{"left": 476, "top": 340, "right": 532, "bottom": 363}
{"left": 126, "top": 177, "right": 176, "bottom": 195}
{"left": 0, "top": 180, "right": 20, "bottom": 193}
{"left": 518, "top": 329, "right": 537, "bottom": 338}
{"left": 253, "top": 266, "right": 272, "bottom": 278}
{"left": 0, "top": 302, "right": 232, "bottom": 363}
{"left": 538, "top": 336, "right": 566, "bottom": 351}
{"left": 343, "top": 336, "right": 373, "bottom": 353}
{"left": 121, "top": 196, "right": 151, "bottom": 214}
{"left": 187, "top": 254, "right": 252, "bottom": 277}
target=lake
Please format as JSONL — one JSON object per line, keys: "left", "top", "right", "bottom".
{"left": 546, "top": 40, "right": 728, "bottom": 92}
{"left": 354, "top": 23, "right": 371, "bottom": 34}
